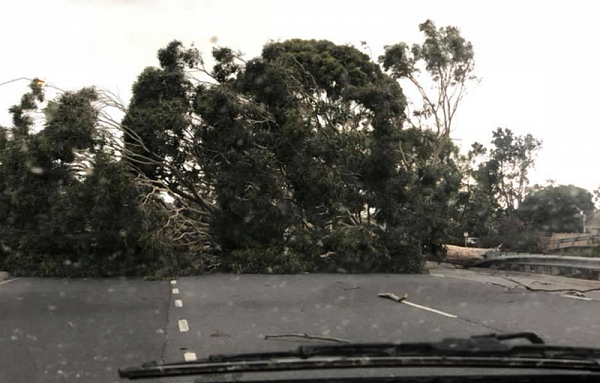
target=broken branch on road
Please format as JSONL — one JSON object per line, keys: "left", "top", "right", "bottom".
{"left": 210, "top": 330, "right": 231, "bottom": 338}
{"left": 378, "top": 292, "right": 408, "bottom": 303}
{"left": 264, "top": 333, "right": 351, "bottom": 343}
{"left": 486, "top": 276, "right": 600, "bottom": 296}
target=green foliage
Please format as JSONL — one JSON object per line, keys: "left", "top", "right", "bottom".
{"left": 123, "top": 40, "right": 198, "bottom": 182}
{"left": 519, "top": 184, "right": 594, "bottom": 234}
{"left": 8, "top": 78, "right": 44, "bottom": 138}
{"left": 452, "top": 128, "right": 542, "bottom": 247}
{"left": 413, "top": 20, "right": 475, "bottom": 80}
{"left": 453, "top": 131, "right": 596, "bottom": 253}
{"left": 41, "top": 88, "right": 98, "bottom": 162}
{"left": 319, "top": 225, "right": 423, "bottom": 273}
{"left": 380, "top": 20, "right": 476, "bottom": 162}
{"left": 3, "top": 29, "right": 564, "bottom": 276}
{"left": 475, "top": 128, "right": 542, "bottom": 215}
{"left": 212, "top": 47, "right": 243, "bottom": 82}
{"left": 225, "top": 246, "right": 309, "bottom": 274}
{"left": 195, "top": 38, "right": 454, "bottom": 271}
{"left": 321, "top": 226, "right": 390, "bottom": 273}
{"left": 381, "top": 20, "right": 474, "bottom": 82}
{"left": 121, "top": 38, "right": 463, "bottom": 273}
{"left": 148, "top": 250, "right": 220, "bottom": 279}
{"left": 478, "top": 216, "right": 541, "bottom": 253}
{"left": 0, "top": 82, "right": 175, "bottom": 277}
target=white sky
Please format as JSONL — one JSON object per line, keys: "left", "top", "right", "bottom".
{"left": 1, "top": 0, "right": 599, "bottom": 192}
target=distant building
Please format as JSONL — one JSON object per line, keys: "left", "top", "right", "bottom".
{"left": 585, "top": 211, "right": 600, "bottom": 235}
{"left": 545, "top": 211, "right": 600, "bottom": 255}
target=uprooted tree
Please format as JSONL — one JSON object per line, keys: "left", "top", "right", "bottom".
{"left": 3, "top": 23, "right": 517, "bottom": 276}
{"left": 103, "top": 38, "right": 462, "bottom": 273}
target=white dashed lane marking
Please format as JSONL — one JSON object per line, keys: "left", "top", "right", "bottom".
{"left": 429, "top": 274, "right": 445, "bottom": 278}
{"left": 403, "top": 301, "right": 458, "bottom": 318}
{"left": 170, "top": 279, "right": 194, "bottom": 363}
{"left": 184, "top": 352, "right": 197, "bottom": 362}
{"left": 562, "top": 295, "right": 592, "bottom": 301}
{"left": 178, "top": 319, "right": 189, "bottom": 332}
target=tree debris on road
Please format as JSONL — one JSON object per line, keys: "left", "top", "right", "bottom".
{"left": 378, "top": 292, "right": 408, "bottom": 303}
{"left": 210, "top": 330, "right": 231, "bottom": 338}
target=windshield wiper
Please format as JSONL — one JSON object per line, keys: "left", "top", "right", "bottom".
{"left": 119, "top": 332, "right": 600, "bottom": 380}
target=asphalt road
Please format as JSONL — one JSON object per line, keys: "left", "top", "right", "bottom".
{"left": 0, "top": 278, "right": 170, "bottom": 383}
{"left": 2, "top": 269, "right": 600, "bottom": 382}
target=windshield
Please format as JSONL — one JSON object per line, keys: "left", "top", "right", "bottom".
{"left": 2, "top": 1, "right": 600, "bottom": 382}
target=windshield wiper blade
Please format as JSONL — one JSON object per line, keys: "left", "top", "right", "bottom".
{"left": 207, "top": 332, "right": 600, "bottom": 362}
{"left": 472, "top": 332, "right": 545, "bottom": 344}
{"left": 119, "top": 333, "right": 600, "bottom": 380}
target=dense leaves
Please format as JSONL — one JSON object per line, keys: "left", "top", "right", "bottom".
{"left": 3, "top": 24, "right": 594, "bottom": 277}
{"left": 0, "top": 82, "right": 172, "bottom": 277}
{"left": 453, "top": 128, "right": 543, "bottom": 251}
{"left": 123, "top": 40, "right": 196, "bottom": 182}
{"left": 114, "top": 37, "right": 466, "bottom": 273}
{"left": 519, "top": 184, "right": 594, "bottom": 234}
{"left": 478, "top": 128, "right": 542, "bottom": 215}
{"left": 200, "top": 39, "right": 425, "bottom": 271}
{"left": 477, "top": 216, "right": 542, "bottom": 253}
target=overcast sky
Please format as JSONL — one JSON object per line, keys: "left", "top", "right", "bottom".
{"left": 1, "top": 0, "right": 598, "bottom": 192}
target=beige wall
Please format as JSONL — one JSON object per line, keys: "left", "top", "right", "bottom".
{"left": 550, "top": 233, "right": 588, "bottom": 241}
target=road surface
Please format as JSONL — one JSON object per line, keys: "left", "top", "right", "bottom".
{"left": 2, "top": 267, "right": 600, "bottom": 382}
